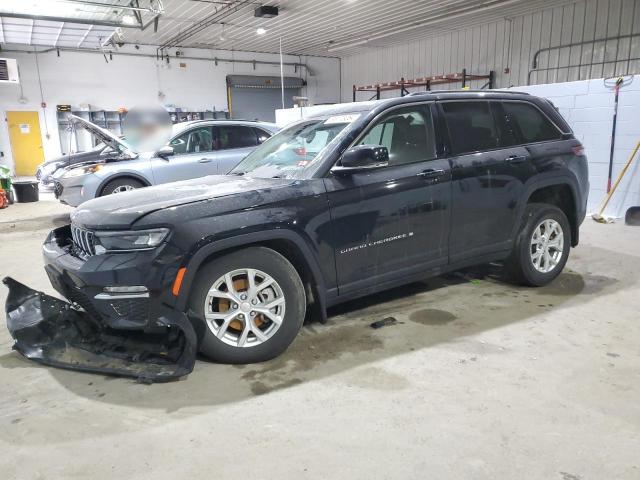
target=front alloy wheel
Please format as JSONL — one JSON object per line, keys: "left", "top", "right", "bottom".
{"left": 189, "top": 246, "right": 306, "bottom": 364}
{"left": 204, "top": 268, "right": 286, "bottom": 348}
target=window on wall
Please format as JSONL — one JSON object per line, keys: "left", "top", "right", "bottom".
{"left": 502, "top": 102, "right": 562, "bottom": 144}
{"left": 358, "top": 105, "right": 436, "bottom": 166}
{"left": 170, "top": 127, "right": 214, "bottom": 154}
{"left": 441, "top": 101, "right": 500, "bottom": 155}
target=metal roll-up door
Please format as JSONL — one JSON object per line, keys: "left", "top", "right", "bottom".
{"left": 227, "top": 75, "right": 305, "bottom": 122}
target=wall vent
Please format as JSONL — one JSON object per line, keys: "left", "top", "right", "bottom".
{"left": 0, "top": 58, "right": 20, "bottom": 84}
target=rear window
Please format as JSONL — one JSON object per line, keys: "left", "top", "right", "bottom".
{"left": 502, "top": 102, "right": 562, "bottom": 143}
{"left": 216, "top": 126, "right": 259, "bottom": 149}
{"left": 441, "top": 101, "right": 500, "bottom": 155}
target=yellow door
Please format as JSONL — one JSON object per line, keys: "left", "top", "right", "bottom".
{"left": 7, "top": 111, "right": 45, "bottom": 176}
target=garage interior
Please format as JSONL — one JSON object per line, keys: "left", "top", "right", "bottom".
{"left": 1, "top": 0, "right": 639, "bottom": 479}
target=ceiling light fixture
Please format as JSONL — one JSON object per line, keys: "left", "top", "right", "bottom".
{"left": 256, "top": 27, "right": 267, "bottom": 35}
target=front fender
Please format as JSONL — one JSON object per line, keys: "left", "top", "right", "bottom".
{"left": 175, "top": 228, "right": 328, "bottom": 320}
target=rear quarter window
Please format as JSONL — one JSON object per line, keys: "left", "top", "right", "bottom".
{"left": 503, "top": 102, "right": 562, "bottom": 143}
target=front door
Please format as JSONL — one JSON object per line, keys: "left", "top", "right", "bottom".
{"left": 439, "top": 100, "right": 532, "bottom": 262}
{"left": 151, "top": 126, "right": 218, "bottom": 184}
{"left": 7, "top": 111, "right": 44, "bottom": 176}
{"left": 325, "top": 103, "right": 451, "bottom": 295}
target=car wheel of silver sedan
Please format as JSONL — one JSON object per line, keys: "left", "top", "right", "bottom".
{"left": 100, "top": 178, "right": 144, "bottom": 197}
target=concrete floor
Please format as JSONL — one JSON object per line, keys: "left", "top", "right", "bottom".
{"left": 1, "top": 196, "right": 639, "bottom": 480}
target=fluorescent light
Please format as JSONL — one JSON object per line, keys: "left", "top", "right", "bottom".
{"left": 256, "top": 28, "right": 267, "bottom": 35}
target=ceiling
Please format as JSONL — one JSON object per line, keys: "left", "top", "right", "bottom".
{"left": 0, "top": 0, "right": 576, "bottom": 56}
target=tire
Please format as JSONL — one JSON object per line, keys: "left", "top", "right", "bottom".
{"left": 100, "top": 177, "right": 144, "bottom": 196}
{"left": 189, "top": 246, "right": 306, "bottom": 364}
{"left": 505, "top": 203, "right": 571, "bottom": 287}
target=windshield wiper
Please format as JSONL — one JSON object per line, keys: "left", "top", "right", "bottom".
{"left": 229, "top": 171, "right": 245, "bottom": 176}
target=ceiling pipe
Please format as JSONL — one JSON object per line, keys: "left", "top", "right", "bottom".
{"left": 0, "top": 12, "right": 144, "bottom": 29}
{"left": 0, "top": 46, "right": 309, "bottom": 70}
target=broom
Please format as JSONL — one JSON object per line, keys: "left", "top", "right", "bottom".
{"left": 592, "top": 139, "right": 640, "bottom": 223}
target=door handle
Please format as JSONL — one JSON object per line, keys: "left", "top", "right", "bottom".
{"left": 198, "top": 158, "right": 212, "bottom": 163}
{"left": 505, "top": 155, "right": 528, "bottom": 164}
{"left": 417, "top": 168, "right": 447, "bottom": 180}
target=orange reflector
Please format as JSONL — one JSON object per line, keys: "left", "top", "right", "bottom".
{"left": 172, "top": 267, "right": 187, "bottom": 296}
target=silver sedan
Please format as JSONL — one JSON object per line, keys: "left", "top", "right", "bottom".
{"left": 54, "top": 116, "right": 279, "bottom": 207}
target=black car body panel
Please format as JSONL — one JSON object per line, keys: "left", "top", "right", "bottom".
{"left": 4, "top": 91, "right": 589, "bottom": 380}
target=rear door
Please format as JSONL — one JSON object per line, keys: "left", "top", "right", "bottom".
{"left": 151, "top": 126, "right": 218, "bottom": 184}
{"left": 440, "top": 100, "right": 533, "bottom": 262}
{"left": 214, "top": 125, "right": 262, "bottom": 173}
{"left": 325, "top": 103, "right": 451, "bottom": 295}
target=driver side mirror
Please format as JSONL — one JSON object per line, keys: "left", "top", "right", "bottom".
{"left": 156, "top": 145, "right": 174, "bottom": 160}
{"left": 331, "top": 145, "right": 389, "bottom": 174}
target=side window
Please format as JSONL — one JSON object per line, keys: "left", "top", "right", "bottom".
{"left": 502, "top": 102, "right": 562, "bottom": 143}
{"left": 170, "top": 127, "right": 214, "bottom": 154}
{"left": 441, "top": 101, "right": 500, "bottom": 155}
{"left": 254, "top": 128, "right": 272, "bottom": 144}
{"left": 216, "top": 126, "right": 259, "bottom": 150}
{"left": 490, "top": 101, "right": 518, "bottom": 147}
{"left": 358, "top": 106, "right": 436, "bottom": 166}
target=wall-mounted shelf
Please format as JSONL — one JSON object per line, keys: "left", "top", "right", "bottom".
{"left": 353, "top": 69, "right": 495, "bottom": 101}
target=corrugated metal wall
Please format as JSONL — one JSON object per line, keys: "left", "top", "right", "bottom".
{"left": 342, "top": 0, "right": 640, "bottom": 101}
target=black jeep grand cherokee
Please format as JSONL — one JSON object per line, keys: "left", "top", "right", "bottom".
{"left": 5, "top": 91, "right": 588, "bottom": 379}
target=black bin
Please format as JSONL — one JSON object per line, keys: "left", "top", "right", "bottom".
{"left": 13, "top": 181, "right": 39, "bottom": 203}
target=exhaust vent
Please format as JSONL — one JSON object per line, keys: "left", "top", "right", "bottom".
{"left": 0, "top": 58, "right": 20, "bottom": 84}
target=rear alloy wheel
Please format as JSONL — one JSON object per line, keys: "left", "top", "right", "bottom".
{"left": 100, "top": 178, "right": 144, "bottom": 197}
{"left": 506, "top": 203, "right": 571, "bottom": 286}
{"left": 189, "top": 247, "right": 306, "bottom": 363}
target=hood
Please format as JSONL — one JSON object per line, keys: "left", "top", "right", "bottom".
{"left": 68, "top": 114, "right": 136, "bottom": 156}
{"left": 42, "top": 149, "right": 108, "bottom": 169}
{"left": 71, "top": 175, "right": 294, "bottom": 229}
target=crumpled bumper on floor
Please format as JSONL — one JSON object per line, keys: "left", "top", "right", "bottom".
{"left": 3, "top": 277, "right": 197, "bottom": 383}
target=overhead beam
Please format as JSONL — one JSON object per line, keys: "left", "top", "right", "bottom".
{"left": 58, "top": 0, "right": 164, "bottom": 14}
{"left": 78, "top": 25, "right": 93, "bottom": 48}
{"left": 0, "top": 12, "right": 144, "bottom": 29}
{"left": 54, "top": 22, "right": 65, "bottom": 47}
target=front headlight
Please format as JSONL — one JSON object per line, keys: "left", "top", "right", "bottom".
{"left": 63, "top": 164, "right": 103, "bottom": 178}
{"left": 94, "top": 228, "right": 170, "bottom": 253}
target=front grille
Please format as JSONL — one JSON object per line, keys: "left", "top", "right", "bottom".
{"left": 53, "top": 181, "right": 63, "bottom": 198}
{"left": 71, "top": 225, "right": 96, "bottom": 258}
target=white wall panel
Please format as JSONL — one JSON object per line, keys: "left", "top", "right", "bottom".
{"left": 343, "top": 0, "right": 640, "bottom": 102}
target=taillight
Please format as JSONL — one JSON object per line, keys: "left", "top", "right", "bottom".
{"left": 572, "top": 144, "right": 585, "bottom": 156}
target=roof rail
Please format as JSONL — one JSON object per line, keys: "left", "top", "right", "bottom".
{"left": 406, "top": 89, "right": 530, "bottom": 96}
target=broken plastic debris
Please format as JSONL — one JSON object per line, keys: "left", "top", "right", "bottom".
{"left": 3, "top": 277, "right": 197, "bottom": 383}
{"left": 370, "top": 317, "right": 398, "bottom": 329}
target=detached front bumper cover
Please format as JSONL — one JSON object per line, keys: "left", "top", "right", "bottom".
{"left": 3, "top": 277, "right": 196, "bottom": 383}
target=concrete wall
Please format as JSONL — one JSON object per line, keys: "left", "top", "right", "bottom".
{"left": 341, "top": 0, "right": 640, "bottom": 102}
{"left": 510, "top": 76, "right": 640, "bottom": 218}
{"left": 0, "top": 45, "right": 340, "bottom": 171}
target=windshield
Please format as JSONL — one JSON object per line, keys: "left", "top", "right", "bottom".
{"left": 230, "top": 117, "right": 353, "bottom": 178}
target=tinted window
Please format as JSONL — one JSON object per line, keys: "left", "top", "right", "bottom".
{"left": 441, "top": 101, "right": 499, "bottom": 155}
{"left": 170, "top": 127, "right": 214, "bottom": 154}
{"left": 503, "top": 102, "right": 562, "bottom": 143}
{"left": 359, "top": 106, "right": 436, "bottom": 166}
{"left": 216, "top": 126, "right": 258, "bottom": 149}
{"left": 491, "top": 102, "right": 518, "bottom": 147}
{"left": 254, "top": 128, "right": 272, "bottom": 144}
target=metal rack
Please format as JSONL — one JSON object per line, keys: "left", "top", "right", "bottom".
{"left": 353, "top": 69, "right": 495, "bottom": 101}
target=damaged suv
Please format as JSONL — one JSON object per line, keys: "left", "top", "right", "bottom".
{"left": 4, "top": 91, "right": 588, "bottom": 382}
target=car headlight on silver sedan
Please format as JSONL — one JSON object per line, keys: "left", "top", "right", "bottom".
{"left": 63, "top": 164, "right": 104, "bottom": 178}
{"left": 94, "top": 228, "right": 170, "bottom": 254}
